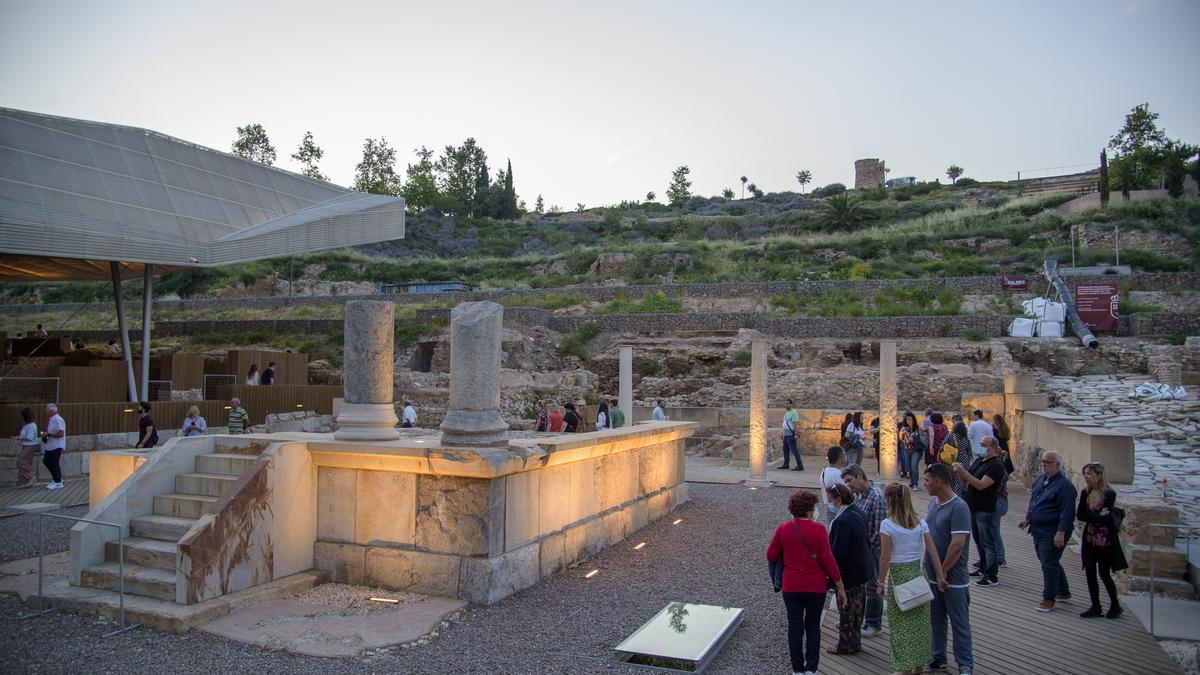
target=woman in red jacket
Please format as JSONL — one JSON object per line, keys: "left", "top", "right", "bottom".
{"left": 767, "top": 491, "right": 847, "bottom": 675}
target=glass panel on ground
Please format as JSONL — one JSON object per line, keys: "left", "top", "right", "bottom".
{"left": 614, "top": 602, "right": 744, "bottom": 673}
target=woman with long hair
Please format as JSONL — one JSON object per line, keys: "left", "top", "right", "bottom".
{"left": 943, "top": 421, "right": 973, "bottom": 497}
{"left": 845, "top": 411, "right": 866, "bottom": 467}
{"left": 925, "top": 412, "right": 948, "bottom": 468}
{"left": 246, "top": 363, "right": 260, "bottom": 386}
{"left": 10, "top": 407, "right": 39, "bottom": 487}
{"left": 827, "top": 483, "right": 871, "bottom": 656}
{"left": 992, "top": 414, "right": 1014, "bottom": 473}
{"left": 596, "top": 401, "right": 610, "bottom": 430}
{"left": 878, "top": 483, "right": 943, "bottom": 674}
{"left": 767, "top": 490, "right": 847, "bottom": 675}
{"left": 899, "top": 412, "right": 923, "bottom": 488}
{"left": 1077, "top": 462, "right": 1128, "bottom": 619}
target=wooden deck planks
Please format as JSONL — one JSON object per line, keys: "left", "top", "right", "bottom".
{"left": 0, "top": 477, "right": 88, "bottom": 514}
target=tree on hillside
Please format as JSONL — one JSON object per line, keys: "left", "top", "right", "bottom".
{"left": 667, "top": 166, "right": 692, "bottom": 207}
{"left": 1119, "top": 161, "right": 1132, "bottom": 201}
{"left": 534, "top": 194, "right": 544, "bottom": 214}
{"left": 795, "top": 170, "right": 812, "bottom": 193}
{"left": 434, "top": 138, "right": 488, "bottom": 218}
{"left": 576, "top": 203, "right": 586, "bottom": 212}
{"left": 819, "top": 194, "right": 868, "bottom": 231}
{"left": 722, "top": 188, "right": 734, "bottom": 199}
{"left": 290, "top": 131, "right": 326, "bottom": 180}
{"left": 500, "top": 159, "right": 518, "bottom": 218}
{"left": 232, "top": 123, "right": 276, "bottom": 165}
{"left": 1109, "top": 102, "right": 1167, "bottom": 156}
{"left": 946, "top": 165, "right": 964, "bottom": 184}
{"left": 1164, "top": 141, "right": 1188, "bottom": 198}
{"left": 1099, "top": 150, "right": 1110, "bottom": 206}
{"left": 402, "top": 146, "right": 439, "bottom": 212}
{"left": 352, "top": 137, "right": 402, "bottom": 196}
{"left": 740, "top": 175, "right": 748, "bottom": 199}
{"left": 747, "top": 182, "right": 763, "bottom": 198}
{"left": 646, "top": 191, "right": 656, "bottom": 202}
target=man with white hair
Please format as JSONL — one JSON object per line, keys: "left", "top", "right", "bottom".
{"left": 1019, "top": 450, "right": 1078, "bottom": 612}
{"left": 227, "top": 398, "right": 248, "bottom": 434}
{"left": 40, "top": 403, "right": 66, "bottom": 489}
{"left": 181, "top": 406, "right": 207, "bottom": 437}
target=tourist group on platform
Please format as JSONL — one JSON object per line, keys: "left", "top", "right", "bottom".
{"left": 768, "top": 408, "right": 1127, "bottom": 675}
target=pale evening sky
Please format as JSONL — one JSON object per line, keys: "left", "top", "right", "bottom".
{"left": 2, "top": 0, "right": 1198, "bottom": 209}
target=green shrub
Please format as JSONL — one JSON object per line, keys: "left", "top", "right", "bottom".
{"left": 636, "top": 360, "right": 662, "bottom": 376}
{"left": 731, "top": 349, "right": 752, "bottom": 365}
{"left": 557, "top": 322, "right": 600, "bottom": 361}
{"left": 965, "top": 329, "right": 989, "bottom": 342}
{"left": 600, "top": 291, "right": 686, "bottom": 314}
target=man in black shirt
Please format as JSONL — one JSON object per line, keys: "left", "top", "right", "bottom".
{"left": 261, "top": 361, "right": 277, "bottom": 386}
{"left": 563, "top": 404, "right": 581, "bottom": 433}
{"left": 952, "top": 436, "right": 1007, "bottom": 587}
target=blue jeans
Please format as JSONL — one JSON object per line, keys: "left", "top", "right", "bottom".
{"left": 906, "top": 450, "right": 923, "bottom": 487}
{"left": 782, "top": 434, "right": 803, "bottom": 469}
{"left": 995, "top": 496, "right": 1008, "bottom": 565}
{"left": 930, "top": 585, "right": 973, "bottom": 669}
{"left": 974, "top": 511, "right": 1000, "bottom": 580}
{"left": 782, "top": 591, "right": 826, "bottom": 674}
{"left": 864, "top": 546, "right": 883, "bottom": 630}
{"left": 1033, "top": 531, "right": 1071, "bottom": 600}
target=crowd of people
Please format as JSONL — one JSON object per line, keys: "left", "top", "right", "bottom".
{"left": 532, "top": 398, "right": 642, "bottom": 433}
{"left": 767, "top": 438, "right": 1127, "bottom": 675}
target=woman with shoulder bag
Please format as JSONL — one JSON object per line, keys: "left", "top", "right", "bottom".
{"left": 767, "top": 490, "right": 847, "bottom": 675}
{"left": 827, "top": 483, "right": 871, "bottom": 656}
{"left": 878, "top": 483, "right": 945, "bottom": 675}
{"left": 1077, "top": 462, "right": 1128, "bottom": 619}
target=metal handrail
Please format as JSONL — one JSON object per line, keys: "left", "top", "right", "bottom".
{"left": 17, "top": 511, "right": 141, "bottom": 637}
{"left": 1147, "top": 522, "right": 1197, "bottom": 637}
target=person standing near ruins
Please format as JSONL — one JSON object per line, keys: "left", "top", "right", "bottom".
{"left": 943, "top": 422, "right": 973, "bottom": 497}
{"left": 134, "top": 402, "right": 158, "bottom": 448}
{"left": 877, "top": 483, "right": 943, "bottom": 675}
{"left": 11, "top": 407, "right": 40, "bottom": 487}
{"left": 609, "top": 399, "right": 625, "bottom": 429}
{"left": 967, "top": 410, "right": 991, "bottom": 455}
{"left": 1019, "top": 450, "right": 1077, "bottom": 612}
{"left": 821, "top": 447, "right": 847, "bottom": 522}
{"left": 899, "top": 412, "right": 923, "bottom": 488}
{"left": 781, "top": 399, "right": 803, "bottom": 471}
{"left": 841, "top": 464, "right": 886, "bottom": 639}
{"left": 227, "top": 398, "right": 248, "bottom": 434}
{"left": 766, "top": 490, "right": 846, "bottom": 675}
{"left": 826, "top": 483, "right": 870, "bottom": 656}
{"left": 844, "top": 412, "right": 866, "bottom": 468}
{"left": 401, "top": 400, "right": 417, "bottom": 428}
{"left": 1076, "top": 462, "right": 1127, "bottom": 619}
{"left": 952, "top": 436, "right": 1006, "bottom": 588}
{"left": 180, "top": 406, "right": 207, "bottom": 437}
{"left": 595, "top": 401, "right": 610, "bottom": 430}
{"left": 922, "top": 463, "right": 974, "bottom": 674}
{"left": 40, "top": 403, "right": 66, "bottom": 490}
{"left": 926, "top": 412, "right": 949, "bottom": 467}
{"left": 548, "top": 404, "right": 564, "bottom": 432}
{"left": 260, "top": 361, "right": 276, "bottom": 386}
{"left": 652, "top": 401, "right": 668, "bottom": 421}
{"left": 33, "top": 324, "right": 47, "bottom": 339}
{"left": 563, "top": 404, "right": 581, "bottom": 432}
{"left": 534, "top": 401, "right": 548, "bottom": 432}
{"left": 246, "top": 363, "right": 260, "bottom": 385}
{"left": 991, "top": 414, "right": 1014, "bottom": 474}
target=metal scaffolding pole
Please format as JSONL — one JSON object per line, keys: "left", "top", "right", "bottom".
{"left": 140, "top": 264, "right": 153, "bottom": 401}
{"left": 110, "top": 262, "right": 138, "bottom": 403}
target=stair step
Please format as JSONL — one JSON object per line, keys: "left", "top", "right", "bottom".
{"left": 153, "top": 493, "right": 218, "bottom": 519}
{"left": 80, "top": 562, "right": 177, "bottom": 602}
{"left": 175, "top": 472, "right": 239, "bottom": 497}
{"left": 129, "top": 514, "right": 198, "bottom": 541}
{"left": 195, "top": 452, "right": 259, "bottom": 476}
{"left": 105, "top": 537, "right": 177, "bottom": 571}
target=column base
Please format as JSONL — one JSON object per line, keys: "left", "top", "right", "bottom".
{"left": 745, "top": 477, "right": 775, "bottom": 489}
{"left": 439, "top": 409, "right": 509, "bottom": 447}
{"left": 334, "top": 402, "right": 400, "bottom": 441}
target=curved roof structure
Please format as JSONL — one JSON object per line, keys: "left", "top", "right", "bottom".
{"left": 0, "top": 108, "right": 404, "bottom": 280}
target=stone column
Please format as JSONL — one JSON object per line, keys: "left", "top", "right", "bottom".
{"left": 746, "top": 339, "right": 773, "bottom": 488}
{"left": 439, "top": 301, "right": 509, "bottom": 446}
{"left": 619, "top": 346, "right": 633, "bottom": 426}
{"left": 335, "top": 300, "right": 400, "bottom": 441}
{"left": 878, "top": 340, "right": 898, "bottom": 479}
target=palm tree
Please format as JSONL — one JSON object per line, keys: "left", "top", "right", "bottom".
{"left": 721, "top": 187, "right": 735, "bottom": 199}
{"left": 820, "top": 194, "right": 868, "bottom": 230}
{"left": 747, "top": 182, "right": 760, "bottom": 198}
{"left": 795, "top": 170, "right": 812, "bottom": 193}
{"left": 946, "top": 165, "right": 964, "bottom": 184}
{"left": 740, "top": 175, "right": 748, "bottom": 199}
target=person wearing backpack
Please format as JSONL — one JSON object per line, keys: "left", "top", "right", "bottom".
{"left": 135, "top": 401, "right": 158, "bottom": 449}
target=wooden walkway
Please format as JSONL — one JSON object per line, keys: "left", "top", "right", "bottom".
{"left": 0, "top": 478, "right": 88, "bottom": 515}
{"left": 811, "top": 488, "right": 1180, "bottom": 675}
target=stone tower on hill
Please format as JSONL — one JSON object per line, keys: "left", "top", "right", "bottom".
{"left": 855, "top": 158, "right": 886, "bottom": 189}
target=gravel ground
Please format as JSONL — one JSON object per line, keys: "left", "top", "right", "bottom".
{"left": 1163, "top": 641, "right": 1200, "bottom": 675}
{"left": 2, "top": 483, "right": 795, "bottom": 674}
{"left": 0, "top": 505, "right": 88, "bottom": 562}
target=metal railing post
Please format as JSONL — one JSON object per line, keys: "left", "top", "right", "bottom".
{"left": 36, "top": 512, "right": 43, "bottom": 610}
{"left": 1149, "top": 527, "right": 1156, "bottom": 636}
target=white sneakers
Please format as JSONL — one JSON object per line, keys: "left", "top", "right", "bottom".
{"left": 45, "top": 481, "right": 64, "bottom": 490}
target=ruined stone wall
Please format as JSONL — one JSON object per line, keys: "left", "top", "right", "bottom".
{"left": 855, "top": 158, "right": 887, "bottom": 189}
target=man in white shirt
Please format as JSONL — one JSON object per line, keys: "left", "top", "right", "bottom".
{"left": 820, "top": 446, "right": 847, "bottom": 521}
{"left": 967, "top": 409, "right": 991, "bottom": 455}
{"left": 402, "top": 401, "right": 417, "bottom": 428}
{"left": 41, "top": 403, "right": 67, "bottom": 489}
{"left": 651, "top": 401, "right": 668, "bottom": 421}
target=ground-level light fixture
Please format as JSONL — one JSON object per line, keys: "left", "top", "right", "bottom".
{"left": 672, "top": 518, "right": 683, "bottom": 525}
{"left": 368, "top": 597, "right": 399, "bottom": 604}
{"left": 585, "top": 569, "right": 600, "bottom": 579}
{"left": 633, "top": 542, "right": 646, "bottom": 550}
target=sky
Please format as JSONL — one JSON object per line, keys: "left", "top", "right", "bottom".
{"left": 2, "top": 0, "right": 1198, "bottom": 209}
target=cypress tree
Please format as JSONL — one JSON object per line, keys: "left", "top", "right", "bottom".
{"left": 504, "top": 159, "right": 517, "bottom": 218}
{"left": 1099, "top": 150, "right": 1110, "bottom": 206}
{"left": 1120, "top": 161, "right": 1132, "bottom": 201}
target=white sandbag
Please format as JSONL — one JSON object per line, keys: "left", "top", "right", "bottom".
{"left": 1036, "top": 320, "right": 1063, "bottom": 337}
{"left": 1041, "top": 302, "right": 1066, "bottom": 323}
{"left": 1009, "top": 317, "right": 1036, "bottom": 337}
{"left": 1173, "top": 386, "right": 1190, "bottom": 400}
{"left": 1022, "top": 298, "right": 1047, "bottom": 317}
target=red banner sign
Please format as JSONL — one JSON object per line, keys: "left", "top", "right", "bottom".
{"left": 1001, "top": 275, "right": 1028, "bottom": 291}
{"left": 1075, "top": 283, "right": 1119, "bottom": 331}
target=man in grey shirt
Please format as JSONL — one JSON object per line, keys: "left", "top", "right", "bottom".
{"left": 924, "top": 463, "right": 974, "bottom": 674}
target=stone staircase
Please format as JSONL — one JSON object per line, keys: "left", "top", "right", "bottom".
{"left": 75, "top": 451, "right": 258, "bottom": 604}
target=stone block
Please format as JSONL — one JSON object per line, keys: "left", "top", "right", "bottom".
{"left": 646, "top": 489, "right": 673, "bottom": 521}
{"left": 505, "top": 470, "right": 541, "bottom": 551}
{"left": 416, "top": 475, "right": 504, "bottom": 556}
{"left": 66, "top": 435, "right": 96, "bottom": 453}
{"left": 597, "top": 450, "right": 639, "bottom": 511}
{"left": 316, "top": 467, "right": 357, "bottom": 543}
{"left": 364, "top": 547, "right": 460, "bottom": 597}
{"left": 96, "top": 433, "right": 131, "bottom": 450}
{"left": 672, "top": 483, "right": 689, "bottom": 509}
{"left": 960, "top": 393, "right": 1006, "bottom": 420}
{"left": 1122, "top": 498, "right": 1179, "bottom": 546}
{"left": 602, "top": 508, "right": 634, "bottom": 545}
{"left": 355, "top": 471, "right": 416, "bottom": 546}
{"left": 567, "top": 458, "right": 597, "bottom": 525}
{"left": 313, "top": 541, "right": 365, "bottom": 585}
{"left": 539, "top": 532, "right": 567, "bottom": 578}
{"left": 639, "top": 442, "right": 673, "bottom": 496}
{"left": 538, "top": 463, "right": 572, "bottom": 535}
{"left": 628, "top": 499, "right": 649, "bottom": 533}
{"left": 1004, "top": 372, "right": 1035, "bottom": 394}
{"left": 1006, "top": 393, "right": 1048, "bottom": 413}
{"left": 563, "top": 518, "right": 607, "bottom": 566}
{"left": 59, "top": 452, "right": 82, "bottom": 477}
{"left": 1127, "top": 544, "right": 1188, "bottom": 577}
{"left": 458, "top": 543, "right": 540, "bottom": 605}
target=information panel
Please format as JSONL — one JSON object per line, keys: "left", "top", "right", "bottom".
{"left": 1075, "top": 283, "right": 1119, "bottom": 331}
